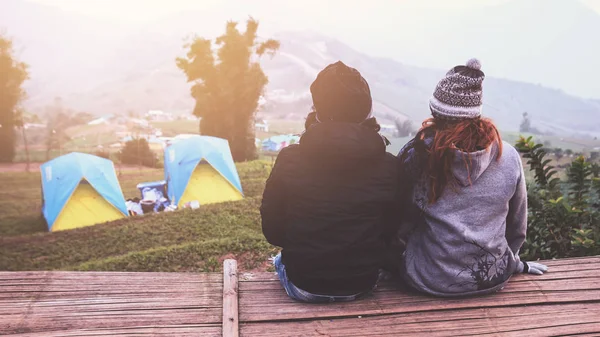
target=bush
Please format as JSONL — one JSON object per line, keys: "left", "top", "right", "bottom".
{"left": 516, "top": 136, "right": 600, "bottom": 260}
{"left": 94, "top": 150, "right": 111, "bottom": 160}
{"left": 118, "top": 138, "right": 158, "bottom": 168}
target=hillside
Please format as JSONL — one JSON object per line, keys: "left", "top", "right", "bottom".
{"left": 0, "top": 162, "right": 276, "bottom": 271}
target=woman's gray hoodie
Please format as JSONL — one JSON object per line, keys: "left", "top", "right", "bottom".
{"left": 399, "top": 139, "right": 527, "bottom": 297}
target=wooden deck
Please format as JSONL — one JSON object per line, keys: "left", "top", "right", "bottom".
{"left": 1, "top": 256, "right": 599, "bottom": 336}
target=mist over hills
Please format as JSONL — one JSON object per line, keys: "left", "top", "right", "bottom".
{"left": 1, "top": 0, "right": 599, "bottom": 135}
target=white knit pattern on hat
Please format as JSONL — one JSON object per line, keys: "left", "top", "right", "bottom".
{"left": 430, "top": 58, "right": 485, "bottom": 120}
{"left": 429, "top": 97, "right": 482, "bottom": 120}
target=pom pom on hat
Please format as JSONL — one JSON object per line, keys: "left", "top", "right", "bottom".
{"left": 466, "top": 58, "right": 482, "bottom": 70}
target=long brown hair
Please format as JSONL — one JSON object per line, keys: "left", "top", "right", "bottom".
{"left": 403, "top": 117, "right": 503, "bottom": 203}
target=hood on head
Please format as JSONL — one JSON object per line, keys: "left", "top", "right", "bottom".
{"left": 299, "top": 122, "right": 385, "bottom": 167}
{"left": 451, "top": 141, "right": 499, "bottom": 186}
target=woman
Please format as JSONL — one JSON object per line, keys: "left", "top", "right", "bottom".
{"left": 261, "top": 61, "right": 400, "bottom": 303}
{"left": 396, "top": 59, "right": 547, "bottom": 297}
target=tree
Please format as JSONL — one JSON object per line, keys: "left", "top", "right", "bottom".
{"left": 70, "top": 111, "right": 94, "bottom": 126}
{"left": 119, "top": 138, "right": 158, "bottom": 168}
{"left": 567, "top": 156, "right": 593, "bottom": 211}
{"left": 0, "top": 34, "right": 28, "bottom": 162}
{"left": 177, "top": 18, "right": 279, "bottom": 162}
{"left": 519, "top": 112, "right": 531, "bottom": 133}
{"left": 45, "top": 102, "right": 71, "bottom": 160}
{"left": 13, "top": 108, "right": 30, "bottom": 171}
{"left": 554, "top": 148, "right": 564, "bottom": 161}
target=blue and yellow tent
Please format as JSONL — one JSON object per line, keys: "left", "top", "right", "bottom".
{"left": 164, "top": 136, "right": 243, "bottom": 207}
{"left": 41, "top": 153, "right": 128, "bottom": 232}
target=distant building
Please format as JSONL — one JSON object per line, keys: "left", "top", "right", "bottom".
{"left": 24, "top": 123, "right": 46, "bottom": 129}
{"left": 255, "top": 119, "right": 269, "bottom": 132}
{"left": 115, "top": 131, "right": 134, "bottom": 138}
{"left": 129, "top": 118, "right": 150, "bottom": 127}
{"left": 261, "top": 134, "right": 299, "bottom": 152}
{"left": 146, "top": 110, "right": 173, "bottom": 122}
{"left": 88, "top": 117, "right": 109, "bottom": 125}
{"left": 380, "top": 124, "right": 397, "bottom": 135}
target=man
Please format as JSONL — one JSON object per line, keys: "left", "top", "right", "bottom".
{"left": 260, "top": 61, "right": 399, "bottom": 302}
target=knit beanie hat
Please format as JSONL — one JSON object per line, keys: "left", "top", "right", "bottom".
{"left": 429, "top": 58, "right": 485, "bottom": 120}
{"left": 310, "top": 61, "right": 372, "bottom": 123}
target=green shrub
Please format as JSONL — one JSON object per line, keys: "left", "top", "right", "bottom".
{"left": 516, "top": 136, "right": 600, "bottom": 259}
{"left": 94, "top": 150, "right": 111, "bottom": 160}
{"left": 118, "top": 138, "right": 158, "bottom": 168}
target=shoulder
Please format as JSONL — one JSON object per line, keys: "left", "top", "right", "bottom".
{"left": 501, "top": 141, "right": 520, "bottom": 157}
{"left": 499, "top": 141, "right": 525, "bottom": 179}
{"left": 500, "top": 141, "right": 522, "bottom": 165}
{"left": 272, "top": 145, "right": 301, "bottom": 169}
{"left": 397, "top": 138, "right": 423, "bottom": 171}
{"left": 278, "top": 144, "right": 300, "bottom": 158}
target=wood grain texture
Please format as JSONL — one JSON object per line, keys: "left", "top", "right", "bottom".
{"left": 238, "top": 256, "right": 600, "bottom": 336}
{"left": 1, "top": 256, "right": 598, "bottom": 336}
{"left": 223, "top": 259, "right": 239, "bottom": 337}
{"left": 0, "top": 271, "right": 222, "bottom": 336}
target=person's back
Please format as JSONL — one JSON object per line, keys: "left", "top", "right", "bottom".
{"left": 397, "top": 59, "right": 548, "bottom": 297}
{"left": 401, "top": 138, "right": 526, "bottom": 296}
{"left": 261, "top": 61, "right": 398, "bottom": 301}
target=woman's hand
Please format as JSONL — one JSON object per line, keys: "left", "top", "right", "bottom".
{"left": 517, "top": 261, "right": 549, "bottom": 275}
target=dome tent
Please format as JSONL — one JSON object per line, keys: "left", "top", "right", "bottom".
{"left": 41, "top": 153, "right": 128, "bottom": 232}
{"left": 164, "top": 136, "right": 243, "bottom": 207}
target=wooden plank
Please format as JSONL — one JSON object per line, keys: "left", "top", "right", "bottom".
{"left": 223, "top": 259, "right": 239, "bottom": 337}
{"left": 0, "top": 256, "right": 598, "bottom": 336}
{"left": 0, "top": 271, "right": 223, "bottom": 335}
{"left": 240, "top": 302, "right": 600, "bottom": 337}
{"left": 0, "top": 271, "right": 223, "bottom": 282}
{"left": 237, "top": 258, "right": 600, "bottom": 283}
{"left": 5, "top": 324, "right": 221, "bottom": 336}
{"left": 238, "top": 263, "right": 600, "bottom": 322}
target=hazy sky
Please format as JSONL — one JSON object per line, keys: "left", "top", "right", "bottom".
{"left": 18, "top": 0, "right": 600, "bottom": 99}
{"left": 29, "top": 0, "right": 600, "bottom": 23}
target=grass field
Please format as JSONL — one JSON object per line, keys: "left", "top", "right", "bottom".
{"left": 0, "top": 161, "right": 278, "bottom": 272}
{"left": 4, "top": 120, "right": 598, "bottom": 274}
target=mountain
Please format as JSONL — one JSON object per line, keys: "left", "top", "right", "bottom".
{"left": 259, "top": 32, "right": 600, "bottom": 135}
{"left": 293, "top": 0, "right": 600, "bottom": 99}
{"left": 415, "top": 0, "right": 600, "bottom": 99}
{"left": 1, "top": 0, "right": 599, "bottom": 136}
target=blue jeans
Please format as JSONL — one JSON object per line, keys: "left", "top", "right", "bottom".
{"left": 273, "top": 253, "right": 372, "bottom": 303}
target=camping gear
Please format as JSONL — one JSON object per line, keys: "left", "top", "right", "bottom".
{"left": 164, "top": 136, "right": 244, "bottom": 207}
{"left": 41, "top": 153, "right": 128, "bottom": 232}
{"left": 136, "top": 181, "right": 167, "bottom": 199}
{"left": 164, "top": 204, "right": 177, "bottom": 212}
{"left": 153, "top": 197, "right": 170, "bottom": 212}
{"left": 126, "top": 200, "right": 143, "bottom": 215}
{"left": 183, "top": 200, "right": 200, "bottom": 209}
{"left": 140, "top": 200, "right": 155, "bottom": 214}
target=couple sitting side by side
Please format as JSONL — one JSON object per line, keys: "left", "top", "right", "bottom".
{"left": 260, "top": 59, "right": 548, "bottom": 303}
